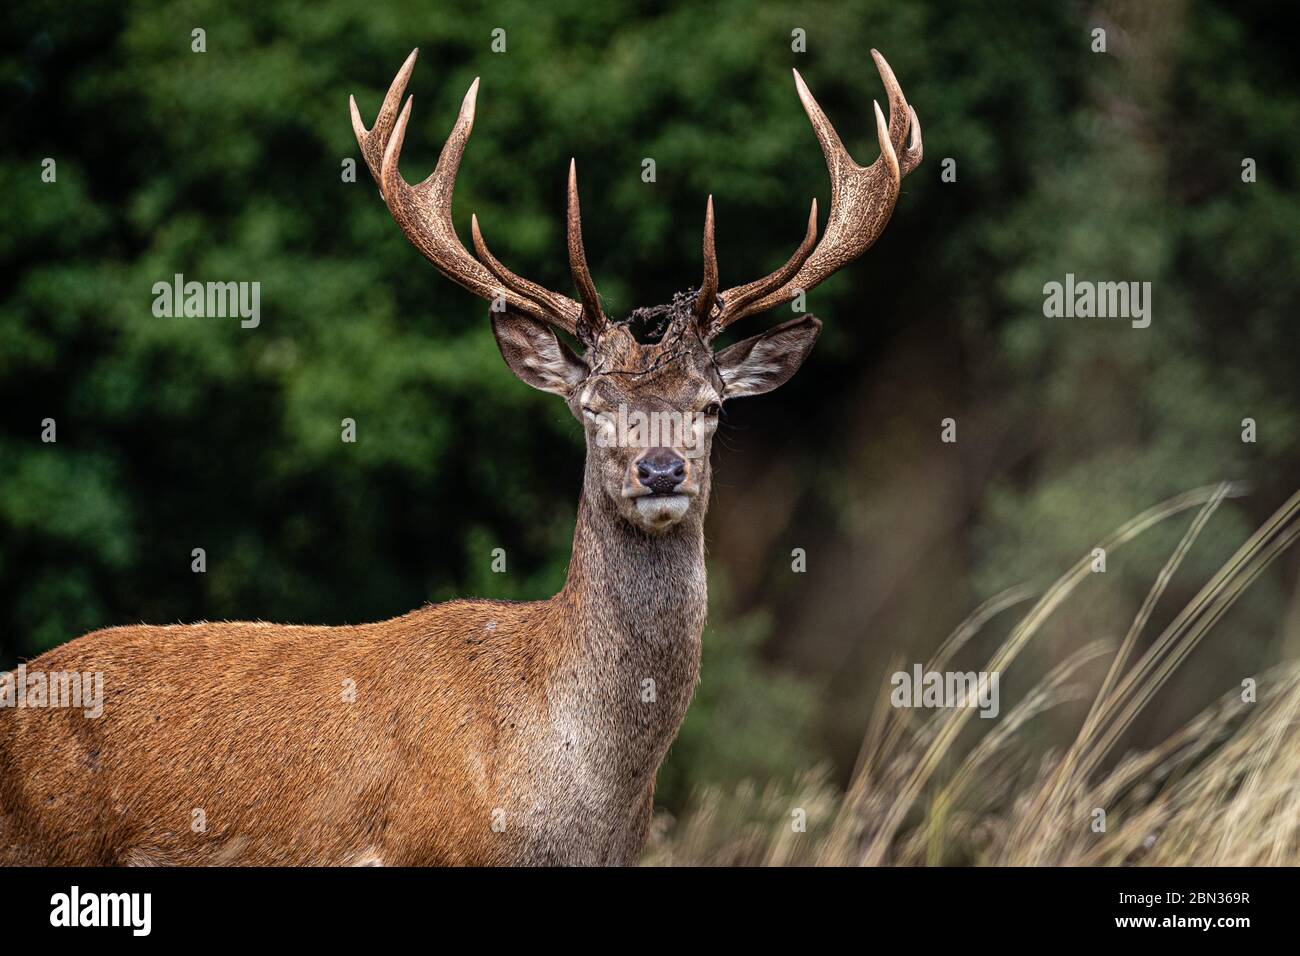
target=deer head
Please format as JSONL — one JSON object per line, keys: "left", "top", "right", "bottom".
{"left": 350, "top": 49, "right": 922, "bottom": 534}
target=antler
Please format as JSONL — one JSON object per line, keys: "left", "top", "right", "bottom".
{"left": 564, "top": 160, "right": 609, "bottom": 344}
{"left": 350, "top": 50, "right": 595, "bottom": 342}
{"left": 693, "top": 195, "right": 719, "bottom": 324}
{"left": 706, "top": 49, "right": 922, "bottom": 338}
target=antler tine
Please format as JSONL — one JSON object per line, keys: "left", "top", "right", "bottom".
{"left": 708, "top": 198, "right": 817, "bottom": 339}
{"left": 470, "top": 214, "right": 580, "bottom": 340}
{"left": 350, "top": 48, "right": 419, "bottom": 191}
{"left": 353, "top": 54, "right": 585, "bottom": 335}
{"left": 693, "top": 195, "right": 719, "bottom": 324}
{"left": 566, "top": 160, "right": 608, "bottom": 342}
{"left": 871, "top": 49, "right": 910, "bottom": 162}
{"left": 873, "top": 49, "right": 923, "bottom": 177}
{"left": 901, "top": 106, "right": 923, "bottom": 177}
{"left": 713, "top": 50, "right": 922, "bottom": 326}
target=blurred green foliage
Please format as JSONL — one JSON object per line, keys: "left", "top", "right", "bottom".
{"left": 1, "top": 0, "right": 1296, "bottom": 806}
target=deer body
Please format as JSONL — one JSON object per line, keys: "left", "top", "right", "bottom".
{"left": 1, "top": 48, "right": 919, "bottom": 866}
{"left": 0, "top": 465, "right": 706, "bottom": 866}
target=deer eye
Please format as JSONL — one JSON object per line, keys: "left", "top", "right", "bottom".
{"left": 702, "top": 402, "right": 721, "bottom": 417}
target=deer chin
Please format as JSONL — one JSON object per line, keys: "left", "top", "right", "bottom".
{"left": 631, "top": 494, "right": 692, "bottom": 531}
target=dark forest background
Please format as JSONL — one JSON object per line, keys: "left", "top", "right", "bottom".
{"left": 2, "top": 0, "right": 1296, "bottom": 809}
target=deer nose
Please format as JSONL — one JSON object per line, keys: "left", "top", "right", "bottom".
{"left": 637, "top": 448, "right": 687, "bottom": 495}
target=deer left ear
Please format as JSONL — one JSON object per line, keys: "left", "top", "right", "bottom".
{"left": 714, "top": 315, "right": 822, "bottom": 398}
{"left": 491, "top": 310, "right": 588, "bottom": 396}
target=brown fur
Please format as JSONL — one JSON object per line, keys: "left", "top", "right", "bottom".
{"left": 0, "top": 492, "right": 703, "bottom": 865}
{"left": 0, "top": 320, "right": 752, "bottom": 867}
{"left": 0, "top": 39, "right": 915, "bottom": 861}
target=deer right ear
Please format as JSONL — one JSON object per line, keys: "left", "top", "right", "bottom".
{"left": 491, "top": 311, "right": 588, "bottom": 396}
{"left": 714, "top": 315, "right": 821, "bottom": 398}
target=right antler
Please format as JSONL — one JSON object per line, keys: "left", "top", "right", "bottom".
{"left": 702, "top": 49, "right": 923, "bottom": 339}
{"left": 350, "top": 50, "right": 606, "bottom": 346}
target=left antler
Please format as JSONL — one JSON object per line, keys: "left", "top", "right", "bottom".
{"left": 350, "top": 49, "right": 605, "bottom": 344}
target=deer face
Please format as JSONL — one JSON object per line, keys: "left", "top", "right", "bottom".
{"left": 491, "top": 317, "right": 820, "bottom": 532}
{"left": 573, "top": 329, "right": 720, "bottom": 533}
{"left": 352, "top": 49, "right": 921, "bottom": 531}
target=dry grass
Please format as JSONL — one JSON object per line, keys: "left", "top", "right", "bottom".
{"left": 646, "top": 483, "right": 1300, "bottom": 866}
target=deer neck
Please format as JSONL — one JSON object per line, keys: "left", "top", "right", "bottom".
{"left": 561, "top": 463, "right": 708, "bottom": 648}
{"left": 547, "top": 461, "right": 707, "bottom": 772}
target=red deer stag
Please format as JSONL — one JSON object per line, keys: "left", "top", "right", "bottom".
{"left": 0, "top": 49, "right": 920, "bottom": 865}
